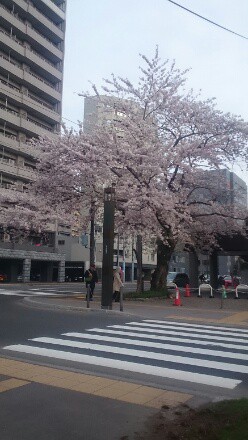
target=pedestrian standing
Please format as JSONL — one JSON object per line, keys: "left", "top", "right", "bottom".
{"left": 84, "top": 264, "right": 98, "bottom": 300}
{"left": 119, "top": 266, "right": 124, "bottom": 282}
{"left": 112, "top": 266, "right": 124, "bottom": 302}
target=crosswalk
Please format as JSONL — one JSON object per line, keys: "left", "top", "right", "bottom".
{"left": 4, "top": 319, "right": 248, "bottom": 390}
{"left": 0, "top": 288, "right": 58, "bottom": 297}
{"left": 0, "top": 287, "right": 84, "bottom": 297}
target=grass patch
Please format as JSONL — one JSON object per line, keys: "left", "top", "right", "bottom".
{"left": 135, "top": 398, "right": 248, "bottom": 439}
{"left": 184, "top": 398, "right": 248, "bottom": 440}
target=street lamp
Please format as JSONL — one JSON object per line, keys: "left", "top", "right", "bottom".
{"left": 101, "top": 186, "right": 115, "bottom": 309}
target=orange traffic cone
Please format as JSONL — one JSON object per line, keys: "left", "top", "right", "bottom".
{"left": 173, "top": 287, "right": 182, "bottom": 306}
{"left": 184, "top": 284, "right": 191, "bottom": 297}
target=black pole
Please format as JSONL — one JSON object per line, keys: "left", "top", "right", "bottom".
{"left": 89, "top": 200, "right": 96, "bottom": 266}
{"left": 101, "top": 187, "right": 115, "bottom": 309}
{"left": 136, "top": 234, "right": 144, "bottom": 293}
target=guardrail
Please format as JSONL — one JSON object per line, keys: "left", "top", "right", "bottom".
{"left": 235, "top": 284, "right": 248, "bottom": 299}
{"left": 198, "top": 283, "right": 214, "bottom": 298}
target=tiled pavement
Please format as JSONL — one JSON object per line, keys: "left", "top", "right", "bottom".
{"left": 0, "top": 358, "right": 192, "bottom": 409}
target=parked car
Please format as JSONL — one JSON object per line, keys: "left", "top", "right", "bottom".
{"left": 222, "top": 275, "right": 233, "bottom": 287}
{"left": 0, "top": 273, "right": 7, "bottom": 282}
{"left": 167, "top": 272, "right": 178, "bottom": 285}
{"left": 167, "top": 272, "right": 190, "bottom": 288}
{"left": 219, "top": 275, "right": 241, "bottom": 288}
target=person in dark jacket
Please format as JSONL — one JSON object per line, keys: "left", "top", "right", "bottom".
{"left": 218, "top": 275, "right": 225, "bottom": 287}
{"left": 84, "top": 264, "right": 98, "bottom": 300}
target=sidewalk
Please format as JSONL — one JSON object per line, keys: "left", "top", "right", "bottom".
{"left": 24, "top": 293, "right": 248, "bottom": 327}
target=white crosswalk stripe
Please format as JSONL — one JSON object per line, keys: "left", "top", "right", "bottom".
{"left": 86, "top": 328, "right": 248, "bottom": 351}
{"left": 0, "top": 289, "right": 58, "bottom": 296}
{"left": 108, "top": 324, "right": 247, "bottom": 343}
{"left": 63, "top": 332, "right": 248, "bottom": 361}
{"left": 144, "top": 319, "right": 248, "bottom": 334}
{"left": 125, "top": 321, "right": 248, "bottom": 338}
{"left": 3, "top": 320, "right": 248, "bottom": 390}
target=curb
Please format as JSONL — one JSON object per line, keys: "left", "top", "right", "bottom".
{"left": 22, "top": 297, "right": 132, "bottom": 316}
{"left": 22, "top": 296, "right": 248, "bottom": 327}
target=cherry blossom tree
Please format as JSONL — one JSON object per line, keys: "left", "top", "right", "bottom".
{"left": 1, "top": 49, "right": 248, "bottom": 289}
{"left": 81, "top": 49, "right": 248, "bottom": 288}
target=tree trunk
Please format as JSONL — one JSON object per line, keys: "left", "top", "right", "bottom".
{"left": 150, "top": 238, "right": 175, "bottom": 290}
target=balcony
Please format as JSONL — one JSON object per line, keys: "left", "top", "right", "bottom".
{"left": 0, "top": 158, "right": 35, "bottom": 181}
{"left": 0, "top": 106, "right": 57, "bottom": 138}
{"left": 26, "top": 46, "right": 63, "bottom": 82}
{"left": 1, "top": 0, "right": 64, "bottom": 42}
{"left": 25, "top": 70, "right": 61, "bottom": 102}
{"left": 26, "top": 25, "right": 63, "bottom": 61}
{"left": 0, "top": 79, "right": 61, "bottom": 124}
{"left": 32, "top": 0, "right": 66, "bottom": 22}
{"left": 0, "top": 4, "right": 63, "bottom": 63}
{"left": 0, "top": 28, "right": 63, "bottom": 82}
{"left": 0, "top": 53, "right": 62, "bottom": 102}
{"left": 0, "top": 133, "right": 41, "bottom": 159}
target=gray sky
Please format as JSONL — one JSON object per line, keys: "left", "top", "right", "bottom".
{"left": 62, "top": 0, "right": 248, "bottom": 184}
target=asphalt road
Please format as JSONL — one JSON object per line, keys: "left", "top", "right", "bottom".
{"left": 0, "top": 290, "right": 247, "bottom": 439}
{"left": 0, "top": 293, "right": 247, "bottom": 396}
{"left": 0, "top": 296, "right": 156, "bottom": 440}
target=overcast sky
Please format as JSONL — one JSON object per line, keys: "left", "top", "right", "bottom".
{"left": 62, "top": 0, "right": 248, "bottom": 184}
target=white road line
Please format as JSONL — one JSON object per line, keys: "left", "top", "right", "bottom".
{"left": 3, "top": 344, "right": 241, "bottom": 389}
{"left": 0, "top": 291, "right": 25, "bottom": 296}
{"left": 30, "top": 337, "right": 248, "bottom": 374}
{"left": 0, "top": 290, "right": 24, "bottom": 293}
{"left": 144, "top": 320, "right": 248, "bottom": 334}
{"left": 29, "top": 292, "right": 57, "bottom": 296}
{"left": 29, "top": 288, "right": 58, "bottom": 292}
{"left": 88, "top": 328, "right": 248, "bottom": 351}
{"left": 109, "top": 325, "right": 248, "bottom": 344}
{"left": 125, "top": 322, "right": 248, "bottom": 339}
{"left": 29, "top": 287, "right": 45, "bottom": 291}
{"left": 0, "top": 290, "right": 56, "bottom": 296}
{"left": 63, "top": 332, "right": 248, "bottom": 361}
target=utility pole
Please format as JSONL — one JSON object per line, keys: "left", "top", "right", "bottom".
{"left": 101, "top": 186, "right": 115, "bottom": 309}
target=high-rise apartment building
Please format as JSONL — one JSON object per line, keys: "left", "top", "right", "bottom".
{"left": 0, "top": 0, "right": 67, "bottom": 282}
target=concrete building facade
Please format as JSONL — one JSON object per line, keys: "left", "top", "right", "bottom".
{"left": 168, "top": 170, "right": 248, "bottom": 282}
{"left": 0, "top": 0, "right": 67, "bottom": 282}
